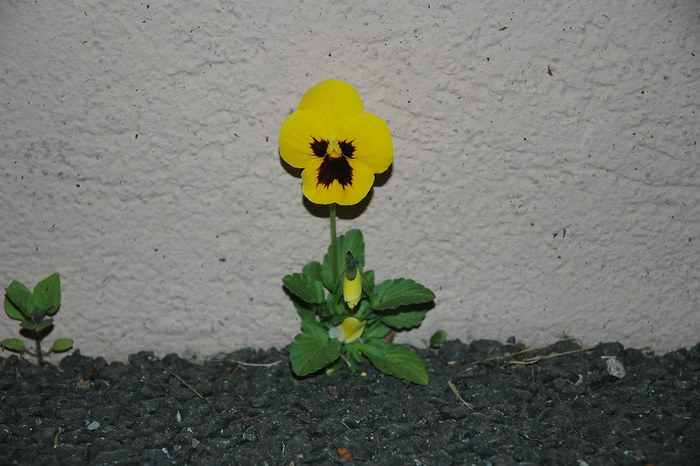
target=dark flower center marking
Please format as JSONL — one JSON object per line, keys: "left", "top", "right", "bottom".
{"left": 310, "top": 137, "right": 356, "bottom": 188}
{"left": 310, "top": 138, "right": 328, "bottom": 158}
{"left": 339, "top": 140, "right": 355, "bottom": 158}
{"left": 318, "top": 156, "right": 353, "bottom": 187}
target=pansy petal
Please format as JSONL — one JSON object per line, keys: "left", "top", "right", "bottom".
{"left": 341, "top": 113, "right": 393, "bottom": 174}
{"left": 339, "top": 317, "right": 366, "bottom": 343}
{"left": 297, "top": 80, "right": 364, "bottom": 136}
{"left": 339, "top": 160, "right": 377, "bottom": 205}
{"left": 328, "top": 326, "right": 345, "bottom": 341}
{"left": 301, "top": 158, "right": 376, "bottom": 206}
{"left": 279, "top": 109, "right": 328, "bottom": 168}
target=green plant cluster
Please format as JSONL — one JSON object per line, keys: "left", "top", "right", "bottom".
{"left": 283, "top": 229, "right": 436, "bottom": 385}
{"left": 2, "top": 273, "right": 73, "bottom": 365}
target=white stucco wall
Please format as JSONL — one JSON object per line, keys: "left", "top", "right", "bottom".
{"left": 1, "top": 0, "right": 698, "bottom": 360}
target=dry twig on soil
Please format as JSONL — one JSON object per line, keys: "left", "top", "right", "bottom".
{"left": 165, "top": 367, "right": 209, "bottom": 403}
{"left": 474, "top": 343, "right": 594, "bottom": 367}
{"left": 448, "top": 380, "right": 474, "bottom": 409}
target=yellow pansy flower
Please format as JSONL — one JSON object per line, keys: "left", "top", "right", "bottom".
{"left": 328, "top": 317, "right": 366, "bottom": 343}
{"left": 279, "top": 79, "right": 393, "bottom": 205}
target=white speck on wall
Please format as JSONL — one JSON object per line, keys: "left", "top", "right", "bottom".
{"left": 1, "top": 1, "right": 698, "bottom": 360}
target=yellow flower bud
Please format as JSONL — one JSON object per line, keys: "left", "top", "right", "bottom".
{"left": 343, "top": 268, "right": 362, "bottom": 309}
{"left": 328, "top": 317, "right": 366, "bottom": 343}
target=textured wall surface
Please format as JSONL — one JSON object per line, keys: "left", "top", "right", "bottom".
{"left": 1, "top": 1, "right": 698, "bottom": 360}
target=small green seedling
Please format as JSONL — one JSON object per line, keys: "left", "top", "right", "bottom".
{"left": 2, "top": 273, "right": 73, "bottom": 365}
{"left": 425, "top": 329, "right": 447, "bottom": 349}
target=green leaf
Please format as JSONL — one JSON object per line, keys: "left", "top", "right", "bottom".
{"left": 289, "top": 326, "right": 342, "bottom": 376}
{"left": 429, "top": 329, "right": 447, "bottom": 348}
{"left": 316, "top": 298, "right": 337, "bottom": 320}
{"left": 33, "top": 273, "right": 61, "bottom": 316}
{"left": 283, "top": 273, "right": 325, "bottom": 304}
{"left": 5, "top": 281, "right": 34, "bottom": 317}
{"left": 345, "top": 342, "right": 364, "bottom": 364}
{"left": 380, "top": 310, "right": 427, "bottom": 330}
{"left": 362, "top": 270, "right": 375, "bottom": 295}
{"left": 300, "top": 320, "right": 325, "bottom": 334}
{"left": 325, "top": 358, "right": 345, "bottom": 375}
{"left": 20, "top": 320, "right": 40, "bottom": 331}
{"left": 1, "top": 338, "right": 27, "bottom": 353}
{"left": 293, "top": 302, "right": 317, "bottom": 324}
{"left": 349, "top": 300, "right": 367, "bottom": 321}
{"left": 359, "top": 339, "right": 429, "bottom": 385}
{"left": 4, "top": 296, "right": 27, "bottom": 322}
{"left": 322, "top": 229, "right": 365, "bottom": 289}
{"left": 50, "top": 338, "right": 73, "bottom": 353}
{"left": 329, "top": 299, "right": 348, "bottom": 318}
{"left": 363, "top": 321, "right": 393, "bottom": 339}
{"left": 343, "top": 343, "right": 363, "bottom": 372}
{"left": 302, "top": 261, "right": 323, "bottom": 282}
{"left": 36, "top": 318, "right": 54, "bottom": 333}
{"left": 370, "top": 278, "right": 435, "bottom": 311}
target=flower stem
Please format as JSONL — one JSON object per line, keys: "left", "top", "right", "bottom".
{"left": 330, "top": 203, "right": 339, "bottom": 285}
{"left": 35, "top": 338, "right": 44, "bottom": 366}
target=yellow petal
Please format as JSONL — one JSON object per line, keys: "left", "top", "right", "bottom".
{"left": 279, "top": 109, "right": 328, "bottom": 168}
{"left": 343, "top": 269, "right": 363, "bottom": 309}
{"left": 338, "top": 317, "right": 366, "bottom": 343}
{"left": 341, "top": 112, "right": 393, "bottom": 174}
{"left": 301, "top": 158, "right": 375, "bottom": 206}
{"left": 297, "top": 80, "right": 364, "bottom": 136}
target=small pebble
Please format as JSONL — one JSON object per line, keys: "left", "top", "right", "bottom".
{"left": 86, "top": 420, "right": 100, "bottom": 431}
{"left": 604, "top": 357, "right": 626, "bottom": 379}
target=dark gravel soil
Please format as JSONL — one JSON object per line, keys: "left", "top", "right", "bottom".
{"left": 1, "top": 339, "right": 698, "bottom": 465}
